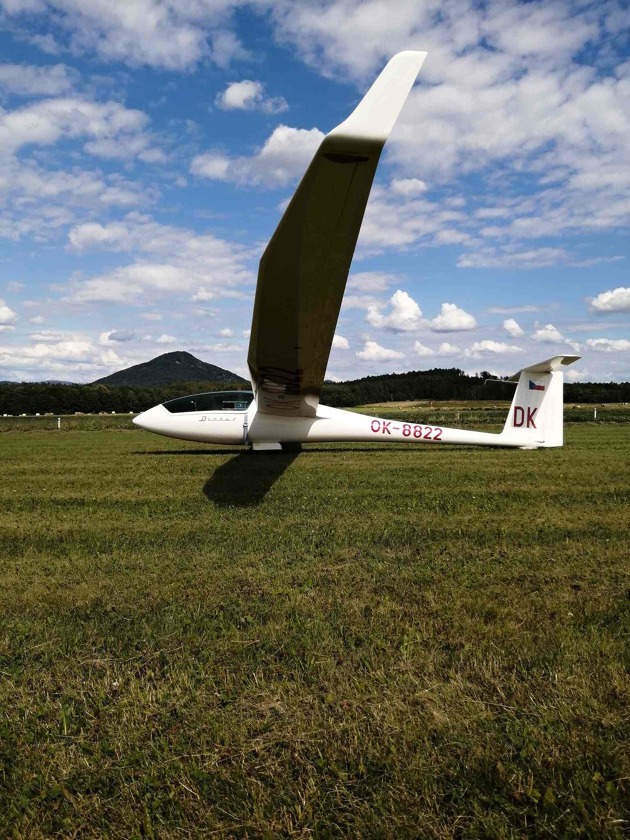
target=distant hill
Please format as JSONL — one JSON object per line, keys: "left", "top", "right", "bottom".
{"left": 92, "top": 351, "right": 247, "bottom": 387}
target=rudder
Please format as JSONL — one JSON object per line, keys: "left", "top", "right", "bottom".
{"left": 502, "top": 355, "right": 580, "bottom": 448}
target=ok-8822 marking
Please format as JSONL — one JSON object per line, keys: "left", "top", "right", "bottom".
{"left": 370, "top": 419, "right": 443, "bottom": 441}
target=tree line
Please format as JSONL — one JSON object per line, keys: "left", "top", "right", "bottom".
{"left": 0, "top": 370, "right": 628, "bottom": 415}
{"left": 322, "top": 368, "right": 630, "bottom": 407}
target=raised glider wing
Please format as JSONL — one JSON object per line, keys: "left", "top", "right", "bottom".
{"left": 134, "top": 52, "right": 580, "bottom": 450}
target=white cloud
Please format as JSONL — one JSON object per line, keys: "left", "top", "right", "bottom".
{"left": 414, "top": 341, "right": 433, "bottom": 357}
{"left": 457, "top": 247, "right": 572, "bottom": 269}
{"left": 191, "top": 288, "right": 216, "bottom": 303}
{"left": 64, "top": 213, "right": 252, "bottom": 304}
{"left": 332, "top": 333, "right": 349, "bottom": 350}
{"left": 566, "top": 367, "right": 589, "bottom": 383}
{"left": 366, "top": 289, "right": 425, "bottom": 332}
{"left": 29, "top": 330, "right": 64, "bottom": 342}
{"left": 0, "top": 300, "right": 18, "bottom": 326}
{"left": 215, "top": 80, "right": 288, "bottom": 114}
{"left": 430, "top": 302, "right": 477, "bottom": 332}
{"left": 219, "top": 328, "right": 233, "bottom": 337}
{"left": 437, "top": 342, "right": 460, "bottom": 355}
{"left": 390, "top": 178, "right": 427, "bottom": 196}
{"left": 585, "top": 338, "right": 630, "bottom": 353}
{"left": 190, "top": 125, "right": 324, "bottom": 188}
{"left": 465, "top": 340, "right": 525, "bottom": 357}
{"left": 347, "top": 272, "right": 397, "bottom": 293}
{"left": 187, "top": 341, "right": 243, "bottom": 353}
{"left": 0, "top": 62, "right": 77, "bottom": 96}
{"left": 589, "top": 286, "right": 630, "bottom": 313}
{"left": 29, "top": 315, "right": 45, "bottom": 324}
{"left": 0, "top": 329, "right": 133, "bottom": 380}
{"left": 531, "top": 323, "right": 580, "bottom": 352}
{"left": 2, "top": 0, "right": 250, "bottom": 71}
{"left": 266, "top": 0, "right": 629, "bottom": 249}
{"left": 356, "top": 340, "right": 404, "bottom": 361}
{"left": 531, "top": 323, "right": 566, "bottom": 343}
{"left": 414, "top": 340, "right": 460, "bottom": 357}
{"left": 0, "top": 94, "right": 157, "bottom": 240}
{"left": 488, "top": 305, "right": 547, "bottom": 315}
{"left": 357, "top": 185, "right": 469, "bottom": 253}
{"left": 99, "top": 329, "right": 136, "bottom": 343}
{"left": 503, "top": 317, "right": 524, "bottom": 337}
{"left": 156, "top": 333, "right": 176, "bottom": 344}
{"left": 0, "top": 96, "right": 150, "bottom": 157}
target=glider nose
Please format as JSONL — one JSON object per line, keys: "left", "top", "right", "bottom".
{"left": 133, "top": 404, "right": 169, "bottom": 433}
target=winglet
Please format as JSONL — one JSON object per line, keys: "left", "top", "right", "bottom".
{"left": 328, "top": 51, "right": 427, "bottom": 143}
{"left": 507, "top": 355, "right": 581, "bottom": 382}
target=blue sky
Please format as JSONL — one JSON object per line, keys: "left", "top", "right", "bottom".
{"left": 0, "top": 0, "right": 628, "bottom": 384}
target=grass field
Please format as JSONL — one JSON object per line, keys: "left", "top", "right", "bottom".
{"left": 1, "top": 412, "right": 629, "bottom": 838}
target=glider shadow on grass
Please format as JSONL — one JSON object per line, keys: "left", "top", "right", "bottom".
{"left": 203, "top": 450, "right": 299, "bottom": 507}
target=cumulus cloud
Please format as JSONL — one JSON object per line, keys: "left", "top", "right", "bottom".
{"left": 465, "top": 340, "right": 525, "bottom": 357}
{"left": 0, "top": 299, "right": 18, "bottom": 327}
{"left": 215, "top": 80, "right": 288, "bottom": 114}
{"left": 265, "top": 0, "right": 629, "bottom": 252}
{"left": 1, "top": 0, "right": 250, "bottom": 71}
{"left": 357, "top": 185, "right": 470, "bottom": 253}
{"left": 390, "top": 178, "right": 427, "bottom": 196}
{"left": 356, "top": 340, "right": 404, "bottom": 361}
{"left": 458, "top": 247, "right": 572, "bottom": 269}
{"left": 0, "top": 96, "right": 151, "bottom": 158}
{"left": 0, "top": 333, "right": 126, "bottom": 381}
{"left": 430, "top": 302, "right": 477, "bottom": 332}
{"left": 0, "top": 62, "right": 77, "bottom": 96}
{"left": 585, "top": 338, "right": 630, "bottom": 353}
{"left": 347, "top": 272, "right": 397, "bottom": 293}
{"left": 488, "top": 304, "right": 547, "bottom": 315}
{"left": 156, "top": 333, "right": 176, "bottom": 344}
{"left": 589, "top": 286, "right": 630, "bottom": 313}
{"left": 414, "top": 341, "right": 460, "bottom": 357}
{"left": 531, "top": 323, "right": 580, "bottom": 352}
{"left": 64, "top": 213, "right": 252, "bottom": 304}
{"left": 190, "top": 125, "right": 324, "bottom": 188}
{"left": 29, "top": 330, "right": 64, "bottom": 342}
{"left": 0, "top": 94, "right": 158, "bottom": 239}
{"left": 332, "top": 334, "right": 349, "bottom": 350}
{"left": 366, "top": 289, "right": 425, "bottom": 332}
{"left": 413, "top": 341, "right": 433, "bottom": 357}
{"left": 503, "top": 318, "right": 524, "bottom": 337}
{"left": 99, "top": 329, "right": 136, "bottom": 343}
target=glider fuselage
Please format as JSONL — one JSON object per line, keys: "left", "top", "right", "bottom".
{"left": 134, "top": 398, "right": 545, "bottom": 449}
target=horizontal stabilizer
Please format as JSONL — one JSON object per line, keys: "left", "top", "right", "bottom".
{"left": 507, "top": 355, "right": 580, "bottom": 382}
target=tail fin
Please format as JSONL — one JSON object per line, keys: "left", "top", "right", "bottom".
{"left": 502, "top": 355, "right": 580, "bottom": 448}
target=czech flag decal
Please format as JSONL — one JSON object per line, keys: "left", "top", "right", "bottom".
{"left": 529, "top": 380, "right": 545, "bottom": 391}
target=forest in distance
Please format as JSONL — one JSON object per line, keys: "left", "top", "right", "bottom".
{"left": 1, "top": 368, "right": 628, "bottom": 416}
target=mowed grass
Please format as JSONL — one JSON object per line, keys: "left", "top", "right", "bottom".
{"left": 0, "top": 419, "right": 628, "bottom": 838}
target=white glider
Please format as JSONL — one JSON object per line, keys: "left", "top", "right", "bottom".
{"left": 134, "top": 52, "right": 579, "bottom": 451}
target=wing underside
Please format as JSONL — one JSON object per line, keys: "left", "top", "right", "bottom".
{"left": 247, "top": 51, "right": 427, "bottom": 416}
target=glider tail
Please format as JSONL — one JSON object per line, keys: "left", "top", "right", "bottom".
{"left": 501, "top": 355, "right": 580, "bottom": 448}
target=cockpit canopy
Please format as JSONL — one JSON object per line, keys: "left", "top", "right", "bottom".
{"left": 163, "top": 391, "right": 254, "bottom": 413}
